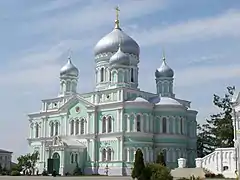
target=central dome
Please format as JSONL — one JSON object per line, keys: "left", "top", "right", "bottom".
{"left": 94, "top": 21, "right": 140, "bottom": 57}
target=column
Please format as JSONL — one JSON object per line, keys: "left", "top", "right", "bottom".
{"left": 149, "top": 115, "right": 152, "bottom": 133}
{"left": 92, "top": 139, "right": 95, "bottom": 161}
{"left": 92, "top": 113, "right": 95, "bottom": 134}
{"left": 145, "top": 147, "right": 149, "bottom": 162}
{"left": 87, "top": 139, "right": 90, "bottom": 161}
{"left": 146, "top": 115, "right": 149, "bottom": 133}
{"left": 116, "top": 110, "right": 120, "bottom": 132}
{"left": 150, "top": 149, "right": 153, "bottom": 162}
{"left": 127, "top": 115, "right": 131, "bottom": 132}
{"left": 119, "top": 109, "right": 123, "bottom": 132}
{"left": 127, "top": 148, "right": 130, "bottom": 162}
{"left": 87, "top": 113, "right": 90, "bottom": 134}
{"left": 141, "top": 115, "right": 144, "bottom": 132}
{"left": 117, "top": 137, "right": 120, "bottom": 161}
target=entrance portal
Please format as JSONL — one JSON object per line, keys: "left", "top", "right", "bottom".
{"left": 52, "top": 152, "right": 60, "bottom": 174}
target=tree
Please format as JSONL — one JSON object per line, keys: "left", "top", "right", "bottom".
{"left": 132, "top": 149, "right": 145, "bottom": 180}
{"left": 156, "top": 151, "right": 166, "bottom": 166}
{"left": 17, "top": 151, "right": 39, "bottom": 175}
{"left": 197, "top": 86, "right": 235, "bottom": 156}
{"left": 143, "top": 164, "right": 173, "bottom": 180}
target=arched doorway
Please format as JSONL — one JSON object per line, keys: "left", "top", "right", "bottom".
{"left": 52, "top": 152, "right": 60, "bottom": 174}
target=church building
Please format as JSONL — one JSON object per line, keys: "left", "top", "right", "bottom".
{"left": 27, "top": 8, "right": 198, "bottom": 176}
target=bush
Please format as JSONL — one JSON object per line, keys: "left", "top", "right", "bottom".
{"left": 132, "top": 149, "right": 145, "bottom": 179}
{"left": 205, "top": 172, "right": 215, "bottom": 178}
{"left": 10, "top": 170, "right": 21, "bottom": 176}
{"left": 215, "top": 173, "right": 224, "bottom": 178}
{"left": 1, "top": 171, "right": 7, "bottom": 176}
{"left": 42, "top": 169, "right": 48, "bottom": 176}
{"left": 143, "top": 163, "right": 173, "bottom": 180}
{"left": 156, "top": 151, "right": 166, "bottom": 166}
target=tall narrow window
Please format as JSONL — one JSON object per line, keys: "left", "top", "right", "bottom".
{"left": 162, "top": 117, "right": 167, "bottom": 133}
{"left": 180, "top": 118, "right": 183, "bottom": 134}
{"left": 137, "top": 115, "right": 141, "bottom": 132}
{"left": 102, "top": 117, "right": 106, "bottom": 133}
{"left": 80, "top": 119, "right": 85, "bottom": 134}
{"left": 100, "top": 68, "right": 104, "bottom": 82}
{"left": 108, "top": 116, "right": 112, "bottom": 133}
{"left": 50, "top": 122, "right": 54, "bottom": 137}
{"left": 75, "top": 154, "right": 78, "bottom": 163}
{"left": 130, "top": 68, "right": 134, "bottom": 82}
{"left": 66, "top": 81, "right": 71, "bottom": 92}
{"left": 102, "top": 149, "right": 106, "bottom": 161}
{"left": 107, "top": 149, "right": 112, "bottom": 161}
{"left": 109, "top": 71, "right": 112, "bottom": 81}
{"left": 35, "top": 124, "right": 39, "bottom": 138}
{"left": 70, "top": 120, "right": 74, "bottom": 135}
{"left": 75, "top": 119, "right": 79, "bottom": 135}
{"left": 163, "top": 150, "right": 167, "bottom": 162}
{"left": 71, "top": 153, "right": 74, "bottom": 163}
{"left": 55, "top": 122, "right": 59, "bottom": 135}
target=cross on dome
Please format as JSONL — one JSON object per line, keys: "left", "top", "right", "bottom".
{"left": 114, "top": 6, "right": 120, "bottom": 29}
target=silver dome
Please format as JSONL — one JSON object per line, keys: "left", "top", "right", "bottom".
{"left": 109, "top": 44, "right": 130, "bottom": 66}
{"left": 60, "top": 58, "right": 79, "bottom": 77}
{"left": 94, "top": 25, "right": 140, "bottom": 56}
{"left": 155, "top": 56, "right": 174, "bottom": 78}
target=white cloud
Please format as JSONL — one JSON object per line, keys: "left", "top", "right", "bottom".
{"left": 132, "top": 9, "right": 240, "bottom": 46}
{"left": 21, "top": 0, "right": 167, "bottom": 35}
{"left": 176, "top": 64, "right": 240, "bottom": 87}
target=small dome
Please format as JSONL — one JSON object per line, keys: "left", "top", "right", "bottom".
{"left": 133, "top": 97, "right": 149, "bottom": 103}
{"left": 155, "top": 56, "right": 174, "bottom": 78}
{"left": 94, "top": 26, "right": 140, "bottom": 57}
{"left": 60, "top": 58, "right": 79, "bottom": 77}
{"left": 156, "top": 97, "right": 182, "bottom": 106}
{"left": 109, "top": 44, "right": 130, "bottom": 66}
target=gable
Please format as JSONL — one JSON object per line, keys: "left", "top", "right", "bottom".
{"left": 59, "top": 94, "right": 95, "bottom": 113}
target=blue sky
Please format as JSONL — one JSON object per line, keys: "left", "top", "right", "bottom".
{"left": 0, "top": 0, "right": 240, "bottom": 161}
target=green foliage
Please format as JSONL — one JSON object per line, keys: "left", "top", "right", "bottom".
{"left": 156, "top": 151, "right": 166, "bottom": 166}
{"left": 73, "top": 163, "right": 83, "bottom": 176}
{"left": 197, "top": 86, "right": 235, "bottom": 157}
{"left": 42, "top": 169, "right": 48, "bottom": 176}
{"left": 132, "top": 148, "right": 145, "bottom": 179}
{"left": 0, "top": 164, "right": 2, "bottom": 174}
{"left": 10, "top": 170, "right": 21, "bottom": 176}
{"left": 144, "top": 163, "right": 173, "bottom": 180}
{"left": 16, "top": 151, "right": 39, "bottom": 175}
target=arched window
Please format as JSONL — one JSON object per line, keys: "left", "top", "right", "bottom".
{"left": 163, "top": 150, "right": 167, "bottom": 162}
{"left": 136, "top": 115, "right": 141, "bottom": 132}
{"left": 102, "top": 149, "right": 106, "bottom": 161}
{"left": 100, "top": 68, "right": 104, "bottom": 82}
{"left": 107, "top": 148, "right": 112, "bottom": 161}
{"left": 108, "top": 116, "right": 112, "bottom": 133}
{"left": 130, "top": 68, "right": 134, "bottom": 82}
{"left": 75, "top": 119, "right": 79, "bottom": 135}
{"left": 162, "top": 117, "right": 167, "bottom": 133}
{"left": 80, "top": 119, "right": 85, "bottom": 134}
{"left": 102, "top": 117, "right": 106, "bottom": 133}
{"left": 70, "top": 120, "right": 74, "bottom": 135}
{"left": 75, "top": 153, "right": 78, "bottom": 163}
{"left": 35, "top": 123, "right": 39, "bottom": 138}
{"left": 55, "top": 122, "right": 59, "bottom": 135}
{"left": 66, "top": 81, "right": 71, "bottom": 92}
{"left": 70, "top": 153, "right": 74, "bottom": 164}
{"left": 50, "top": 122, "right": 54, "bottom": 137}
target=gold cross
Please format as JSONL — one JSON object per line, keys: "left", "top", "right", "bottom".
{"left": 115, "top": 6, "right": 120, "bottom": 20}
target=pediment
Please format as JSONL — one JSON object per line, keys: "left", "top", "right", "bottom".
{"left": 59, "top": 94, "right": 95, "bottom": 112}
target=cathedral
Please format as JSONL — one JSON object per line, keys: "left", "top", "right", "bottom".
{"left": 27, "top": 8, "right": 198, "bottom": 176}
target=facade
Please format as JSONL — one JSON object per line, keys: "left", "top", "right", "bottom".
{"left": 27, "top": 9, "right": 198, "bottom": 176}
{"left": 0, "top": 149, "right": 12, "bottom": 170}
